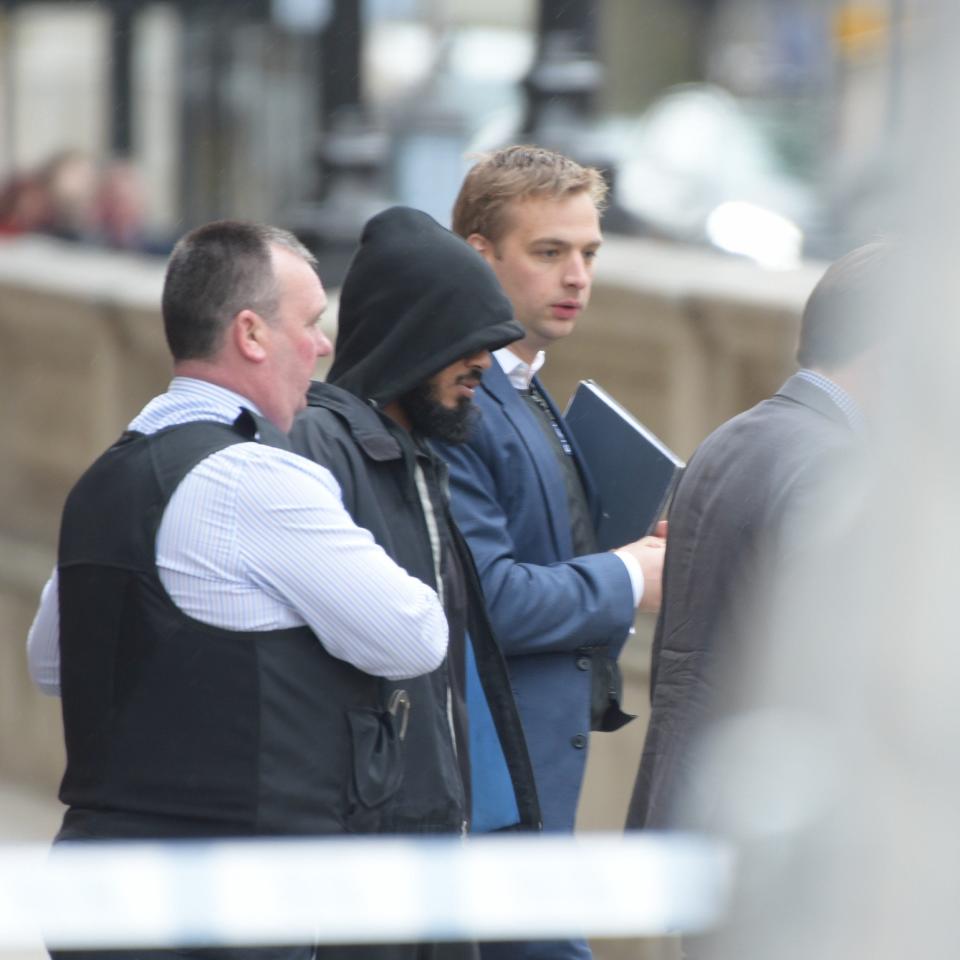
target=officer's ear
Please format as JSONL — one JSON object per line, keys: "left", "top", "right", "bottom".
{"left": 233, "top": 309, "right": 269, "bottom": 363}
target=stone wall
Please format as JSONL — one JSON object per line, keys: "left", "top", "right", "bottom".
{"left": 0, "top": 233, "right": 822, "bottom": 790}
{"left": 0, "top": 238, "right": 822, "bottom": 955}
{"left": 1, "top": 239, "right": 166, "bottom": 790}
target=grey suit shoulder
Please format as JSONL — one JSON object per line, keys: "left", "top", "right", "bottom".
{"left": 627, "top": 374, "right": 856, "bottom": 831}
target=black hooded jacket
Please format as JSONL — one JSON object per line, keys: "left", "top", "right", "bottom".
{"left": 290, "top": 207, "right": 540, "bottom": 834}
{"left": 327, "top": 206, "right": 522, "bottom": 407}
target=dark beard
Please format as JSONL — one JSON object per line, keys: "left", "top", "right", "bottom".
{"left": 399, "top": 380, "right": 479, "bottom": 444}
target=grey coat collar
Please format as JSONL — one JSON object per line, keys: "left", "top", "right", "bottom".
{"left": 776, "top": 373, "right": 853, "bottom": 430}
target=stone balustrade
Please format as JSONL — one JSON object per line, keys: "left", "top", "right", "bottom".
{"left": 0, "top": 234, "right": 823, "bottom": 836}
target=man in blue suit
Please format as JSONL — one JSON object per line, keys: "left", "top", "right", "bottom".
{"left": 435, "top": 146, "right": 667, "bottom": 960}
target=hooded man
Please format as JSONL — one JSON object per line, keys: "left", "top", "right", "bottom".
{"left": 289, "top": 207, "right": 541, "bottom": 958}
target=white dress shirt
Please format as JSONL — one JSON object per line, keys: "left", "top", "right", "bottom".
{"left": 495, "top": 346, "right": 546, "bottom": 390}
{"left": 27, "top": 377, "right": 448, "bottom": 694}
{"left": 493, "top": 347, "right": 644, "bottom": 607}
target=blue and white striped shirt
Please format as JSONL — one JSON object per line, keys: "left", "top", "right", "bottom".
{"left": 27, "top": 377, "right": 448, "bottom": 694}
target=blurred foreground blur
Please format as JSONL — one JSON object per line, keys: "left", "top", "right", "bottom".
{"left": 674, "top": 4, "right": 960, "bottom": 959}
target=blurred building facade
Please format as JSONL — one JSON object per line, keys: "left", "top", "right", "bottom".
{"left": 0, "top": 0, "right": 916, "bottom": 267}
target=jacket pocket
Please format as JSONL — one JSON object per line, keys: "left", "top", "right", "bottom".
{"left": 582, "top": 648, "right": 636, "bottom": 733}
{"left": 344, "top": 706, "right": 405, "bottom": 830}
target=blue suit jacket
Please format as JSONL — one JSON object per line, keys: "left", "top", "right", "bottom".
{"left": 436, "top": 361, "right": 636, "bottom": 835}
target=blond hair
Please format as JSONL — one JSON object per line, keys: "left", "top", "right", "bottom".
{"left": 451, "top": 145, "right": 608, "bottom": 243}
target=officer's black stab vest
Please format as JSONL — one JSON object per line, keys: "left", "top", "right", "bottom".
{"left": 56, "top": 410, "right": 405, "bottom": 839}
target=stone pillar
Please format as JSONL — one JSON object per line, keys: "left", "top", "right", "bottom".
{"left": 107, "top": 0, "right": 136, "bottom": 157}
{"left": 291, "top": 0, "right": 391, "bottom": 286}
{"left": 522, "top": 0, "right": 602, "bottom": 142}
{"left": 600, "top": 0, "right": 714, "bottom": 115}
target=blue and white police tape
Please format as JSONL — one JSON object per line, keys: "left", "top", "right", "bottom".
{"left": 0, "top": 832, "right": 733, "bottom": 951}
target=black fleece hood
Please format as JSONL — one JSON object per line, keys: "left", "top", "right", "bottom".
{"left": 327, "top": 206, "right": 524, "bottom": 407}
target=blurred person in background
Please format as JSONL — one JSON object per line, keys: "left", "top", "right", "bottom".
{"left": 93, "top": 156, "right": 174, "bottom": 253}
{"left": 0, "top": 151, "right": 167, "bottom": 252}
{"left": 0, "top": 170, "right": 51, "bottom": 236}
{"left": 95, "top": 157, "right": 149, "bottom": 250}
{"left": 627, "top": 242, "right": 891, "bottom": 840}
{"left": 290, "top": 206, "right": 541, "bottom": 959}
{"left": 26, "top": 219, "right": 452, "bottom": 960}
{"left": 0, "top": 150, "right": 97, "bottom": 240}
{"left": 37, "top": 149, "right": 100, "bottom": 242}
{"left": 436, "top": 145, "right": 667, "bottom": 960}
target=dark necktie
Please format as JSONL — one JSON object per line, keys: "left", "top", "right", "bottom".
{"left": 524, "top": 384, "right": 573, "bottom": 456}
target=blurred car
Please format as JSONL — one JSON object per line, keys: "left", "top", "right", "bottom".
{"left": 606, "top": 83, "right": 819, "bottom": 268}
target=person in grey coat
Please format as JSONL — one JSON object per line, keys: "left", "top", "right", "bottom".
{"left": 627, "top": 242, "right": 891, "bottom": 833}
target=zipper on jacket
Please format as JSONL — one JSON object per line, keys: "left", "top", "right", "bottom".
{"left": 413, "top": 461, "right": 461, "bottom": 768}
